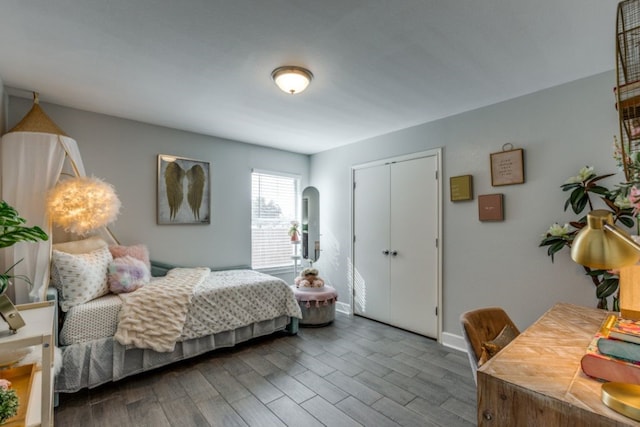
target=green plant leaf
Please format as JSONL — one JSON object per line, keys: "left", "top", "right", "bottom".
{"left": 596, "top": 278, "right": 619, "bottom": 299}
{"left": 619, "top": 216, "right": 636, "bottom": 228}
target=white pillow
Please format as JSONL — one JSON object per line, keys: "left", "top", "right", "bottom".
{"left": 50, "top": 236, "right": 108, "bottom": 290}
{"left": 52, "top": 246, "right": 113, "bottom": 312}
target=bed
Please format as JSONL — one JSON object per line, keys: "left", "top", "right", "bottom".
{"left": 49, "top": 238, "right": 302, "bottom": 393}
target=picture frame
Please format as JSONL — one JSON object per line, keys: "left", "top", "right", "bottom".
{"left": 490, "top": 147, "right": 524, "bottom": 186}
{"left": 450, "top": 175, "right": 473, "bottom": 201}
{"left": 157, "top": 154, "right": 210, "bottom": 224}
{"left": 478, "top": 194, "right": 504, "bottom": 221}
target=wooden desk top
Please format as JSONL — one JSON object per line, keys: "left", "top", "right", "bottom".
{"left": 478, "top": 302, "right": 640, "bottom": 426}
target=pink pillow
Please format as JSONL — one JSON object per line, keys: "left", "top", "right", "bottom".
{"left": 108, "top": 256, "right": 150, "bottom": 294}
{"left": 109, "top": 244, "right": 150, "bottom": 270}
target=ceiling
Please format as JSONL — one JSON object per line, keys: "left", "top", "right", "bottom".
{"left": 0, "top": 1, "right": 618, "bottom": 154}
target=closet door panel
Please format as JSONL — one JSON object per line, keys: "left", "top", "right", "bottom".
{"left": 353, "top": 165, "right": 391, "bottom": 323}
{"left": 389, "top": 155, "right": 439, "bottom": 337}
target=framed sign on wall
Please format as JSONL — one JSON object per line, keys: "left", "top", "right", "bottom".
{"left": 450, "top": 175, "right": 473, "bottom": 201}
{"left": 490, "top": 144, "right": 524, "bottom": 186}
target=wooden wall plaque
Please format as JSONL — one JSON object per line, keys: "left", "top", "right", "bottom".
{"left": 478, "top": 194, "right": 504, "bottom": 221}
{"left": 450, "top": 175, "right": 473, "bottom": 201}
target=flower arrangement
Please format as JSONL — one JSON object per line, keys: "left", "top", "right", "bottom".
{"left": 289, "top": 221, "right": 300, "bottom": 242}
{"left": 0, "top": 379, "right": 18, "bottom": 424}
{"left": 539, "top": 165, "right": 640, "bottom": 310}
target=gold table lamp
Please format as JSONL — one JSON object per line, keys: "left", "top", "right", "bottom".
{"left": 571, "top": 210, "right": 640, "bottom": 421}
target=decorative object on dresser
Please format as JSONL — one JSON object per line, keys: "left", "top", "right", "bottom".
{"left": 157, "top": 154, "right": 210, "bottom": 225}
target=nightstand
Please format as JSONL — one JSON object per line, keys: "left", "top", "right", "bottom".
{"left": 0, "top": 301, "right": 55, "bottom": 426}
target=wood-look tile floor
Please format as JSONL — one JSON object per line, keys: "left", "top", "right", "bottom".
{"left": 54, "top": 313, "right": 477, "bottom": 426}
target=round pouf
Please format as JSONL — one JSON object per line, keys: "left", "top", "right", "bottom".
{"left": 291, "top": 285, "right": 338, "bottom": 327}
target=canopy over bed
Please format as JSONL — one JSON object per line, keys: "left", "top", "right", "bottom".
{"left": 0, "top": 95, "right": 88, "bottom": 303}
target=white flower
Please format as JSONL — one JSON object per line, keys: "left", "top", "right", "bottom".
{"left": 565, "top": 166, "right": 594, "bottom": 184}
{"left": 615, "top": 194, "right": 633, "bottom": 210}
{"left": 546, "top": 223, "right": 569, "bottom": 237}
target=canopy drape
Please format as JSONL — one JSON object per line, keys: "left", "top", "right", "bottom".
{"left": 0, "top": 131, "right": 85, "bottom": 302}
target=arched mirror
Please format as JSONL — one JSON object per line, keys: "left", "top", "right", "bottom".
{"left": 302, "top": 186, "right": 320, "bottom": 263}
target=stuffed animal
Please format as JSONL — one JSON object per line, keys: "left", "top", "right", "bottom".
{"left": 295, "top": 267, "right": 325, "bottom": 288}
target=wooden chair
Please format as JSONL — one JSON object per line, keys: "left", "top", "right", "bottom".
{"left": 460, "top": 307, "right": 520, "bottom": 385}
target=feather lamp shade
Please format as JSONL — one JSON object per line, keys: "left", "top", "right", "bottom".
{"left": 47, "top": 176, "right": 121, "bottom": 235}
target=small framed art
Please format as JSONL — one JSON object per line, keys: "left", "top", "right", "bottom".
{"left": 478, "top": 194, "right": 504, "bottom": 221}
{"left": 490, "top": 147, "right": 524, "bottom": 186}
{"left": 157, "top": 154, "right": 211, "bottom": 224}
{"left": 450, "top": 175, "right": 473, "bottom": 201}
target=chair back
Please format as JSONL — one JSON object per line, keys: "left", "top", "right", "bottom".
{"left": 460, "top": 307, "right": 519, "bottom": 384}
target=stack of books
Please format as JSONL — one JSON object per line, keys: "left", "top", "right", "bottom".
{"left": 581, "top": 314, "right": 640, "bottom": 384}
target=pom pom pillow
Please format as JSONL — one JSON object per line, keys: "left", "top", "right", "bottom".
{"left": 109, "top": 244, "right": 150, "bottom": 270}
{"left": 108, "top": 256, "right": 151, "bottom": 294}
{"left": 52, "top": 245, "right": 112, "bottom": 312}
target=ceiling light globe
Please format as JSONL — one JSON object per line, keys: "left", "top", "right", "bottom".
{"left": 271, "top": 66, "right": 313, "bottom": 95}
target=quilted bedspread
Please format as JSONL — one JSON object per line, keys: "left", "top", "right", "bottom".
{"left": 180, "top": 269, "right": 302, "bottom": 340}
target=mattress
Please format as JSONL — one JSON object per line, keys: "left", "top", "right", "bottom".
{"left": 59, "top": 270, "right": 302, "bottom": 346}
{"left": 60, "top": 294, "right": 122, "bottom": 345}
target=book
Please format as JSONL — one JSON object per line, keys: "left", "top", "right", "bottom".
{"left": 605, "top": 314, "right": 640, "bottom": 344}
{"left": 597, "top": 337, "right": 640, "bottom": 363}
{"left": 580, "top": 315, "right": 640, "bottom": 385}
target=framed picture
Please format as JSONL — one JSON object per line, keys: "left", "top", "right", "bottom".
{"left": 157, "top": 154, "right": 210, "bottom": 224}
{"left": 490, "top": 148, "right": 524, "bottom": 186}
{"left": 478, "top": 194, "right": 504, "bottom": 221}
{"left": 450, "top": 175, "right": 473, "bottom": 201}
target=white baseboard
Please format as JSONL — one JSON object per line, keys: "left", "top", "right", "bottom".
{"left": 441, "top": 332, "right": 467, "bottom": 353}
{"left": 335, "top": 301, "right": 351, "bottom": 315}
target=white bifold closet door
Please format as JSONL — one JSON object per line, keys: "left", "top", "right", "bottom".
{"left": 353, "top": 154, "right": 438, "bottom": 338}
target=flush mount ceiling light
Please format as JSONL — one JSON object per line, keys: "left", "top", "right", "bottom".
{"left": 271, "top": 66, "right": 313, "bottom": 95}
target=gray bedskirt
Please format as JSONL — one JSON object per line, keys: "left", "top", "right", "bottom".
{"left": 56, "top": 315, "right": 292, "bottom": 393}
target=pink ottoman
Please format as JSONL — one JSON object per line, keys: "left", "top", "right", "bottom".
{"left": 291, "top": 285, "right": 338, "bottom": 326}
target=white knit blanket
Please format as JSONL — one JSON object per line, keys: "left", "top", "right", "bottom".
{"left": 114, "top": 267, "right": 210, "bottom": 352}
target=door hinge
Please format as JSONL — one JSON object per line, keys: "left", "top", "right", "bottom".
{"left": 435, "top": 170, "right": 438, "bottom": 180}
{"left": 435, "top": 306, "right": 438, "bottom": 316}
{"left": 353, "top": 235, "right": 356, "bottom": 243}
{"left": 353, "top": 181, "right": 356, "bottom": 189}
{"left": 435, "top": 238, "right": 438, "bottom": 248}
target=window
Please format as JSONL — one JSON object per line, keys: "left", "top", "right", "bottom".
{"left": 251, "top": 171, "right": 300, "bottom": 269}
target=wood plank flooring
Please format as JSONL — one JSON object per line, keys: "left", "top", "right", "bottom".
{"left": 54, "top": 313, "right": 477, "bottom": 426}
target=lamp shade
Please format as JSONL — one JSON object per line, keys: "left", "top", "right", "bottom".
{"left": 47, "top": 176, "right": 121, "bottom": 235}
{"left": 271, "top": 66, "right": 313, "bottom": 94}
{"left": 571, "top": 210, "right": 640, "bottom": 269}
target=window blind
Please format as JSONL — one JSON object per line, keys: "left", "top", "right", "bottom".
{"left": 251, "top": 171, "right": 299, "bottom": 269}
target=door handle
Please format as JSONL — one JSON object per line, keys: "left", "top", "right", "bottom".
{"left": 382, "top": 250, "right": 390, "bottom": 255}
{"left": 391, "top": 250, "right": 398, "bottom": 256}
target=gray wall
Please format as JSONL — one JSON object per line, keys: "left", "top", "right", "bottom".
{"left": 8, "top": 96, "right": 309, "bottom": 283}
{"left": 310, "top": 71, "right": 620, "bottom": 337}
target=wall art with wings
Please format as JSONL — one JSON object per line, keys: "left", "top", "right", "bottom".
{"left": 157, "top": 154, "right": 210, "bottom": 224}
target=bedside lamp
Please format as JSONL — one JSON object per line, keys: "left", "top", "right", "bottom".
{"left": 46, "top": 176, "right": 121, "bottom": 235}
{"left": 571, "top": 209, "right": 640, "bottom": 421}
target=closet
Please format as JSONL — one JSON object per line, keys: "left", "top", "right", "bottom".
{"left": 352, "top": 151, "right": 440, "bottom": 338}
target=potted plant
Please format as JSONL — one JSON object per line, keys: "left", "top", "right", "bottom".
{"left": 539, "top": 166, "right": 637, "bottom": 310}
{"left": 0, "top": 379, "right": 18, "bottom": 425}
{"left": 0, "top": 200, "right": 48, "bottom": 295}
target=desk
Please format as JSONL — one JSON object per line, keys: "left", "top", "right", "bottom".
{"left": 478, "top": 302, "right": 640, "bottom": 426}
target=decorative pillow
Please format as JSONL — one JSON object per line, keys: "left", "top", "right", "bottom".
{"left": 108, "top": 256, "right": 150, "bottom": 294}
{"left": 109, "top": 244, "right": 150, "bottom": 270}
{"left": 478, "top": 324, "right": 519, "bottom": 367}
{"left": 50, "top": 236, "right": 108, "bottom": 290}
{"left": 52, "top": 246, "right": 113, "bottom": 312}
